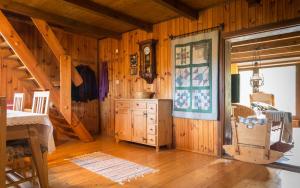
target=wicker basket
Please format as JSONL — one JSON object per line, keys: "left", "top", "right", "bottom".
{"left": 133, "top": 92, "right": 155, "bottom": 99}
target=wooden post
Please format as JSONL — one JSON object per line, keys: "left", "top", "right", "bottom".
{"left": 0, "top": 10, "right": 93, "bottom": 142}
{"left": 60, "top": 55, "right": 72, "bottom": 124}
{"left": 0, "top": 97, "right": 6, "bottom": 188}
{"left": 32, "top": 18, "right": 83, "bottom": 86}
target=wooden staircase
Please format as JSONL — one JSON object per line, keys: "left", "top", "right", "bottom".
{"left": 0, "top": 11, "right": 93, "bottom": 142}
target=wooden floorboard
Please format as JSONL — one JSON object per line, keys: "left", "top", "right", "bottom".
{"left": 43, "top": 135, "right": 299, "bottom": 188}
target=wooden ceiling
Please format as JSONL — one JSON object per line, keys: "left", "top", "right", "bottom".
{"left": 0, "top": 0, "right": 227, "bottom": 39}
{"left": 231, "top": 29, "right": 300, "bottom": 70}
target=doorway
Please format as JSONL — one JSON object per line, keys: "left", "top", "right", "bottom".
{"left": 223, "top": 20, "right": 300, "bottom": 170}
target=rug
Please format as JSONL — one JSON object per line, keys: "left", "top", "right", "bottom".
{"left": 69, "top": 152, "right": 158, "bottom": 185}
{"left": 171, "top": 30, "right": 219, "bottom": 120}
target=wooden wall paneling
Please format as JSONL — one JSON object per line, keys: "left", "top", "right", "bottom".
{"left": 255, "top": 0, "right": 263, "bottom": 26}
{"left": 98, "top": 0, "right": 300, "bottom": 156}
{"left": 241, "top": 0, "right": 249, "bottom": 29}
{"left": 1, "top": 19, "right": 99, "bottom": 135}
{"left": 32, "top": 18, "right": 83, "bottom": 86}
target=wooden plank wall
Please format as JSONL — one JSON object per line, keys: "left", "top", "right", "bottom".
{"left": 98, "top": 0, "right": 300, "bottom": 156}
{"left": 0, "top": 20, "right": 99, "bottom": 134}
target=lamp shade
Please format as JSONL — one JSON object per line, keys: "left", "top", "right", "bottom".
{"left": 231, "top": 74, "right": 240, "bottom": 103}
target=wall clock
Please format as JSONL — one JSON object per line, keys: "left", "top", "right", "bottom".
{"left": 138, "top": 39, "right": 158, "bottom": 84}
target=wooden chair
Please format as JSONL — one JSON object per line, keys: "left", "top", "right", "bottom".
{"left": 0, "top": 97, "right": 6, "bottom": 188}
{"left": 250, "top": 92, "right": 275, "bottom": 106}
{"left": 12, "top": 93, "right": 24, "bottom": 111}
{"left": 232, "top": 103, "right": 255, "bottom": 119}
{"left": 32, "top": 91, "right": 50, "bottom": 114}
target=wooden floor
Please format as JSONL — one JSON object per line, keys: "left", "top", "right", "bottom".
{"left": 43, "top": 136, "right": 300, "bottom": 188}
{"left": 277, "top": 128, "right": 300, "bottom": 167}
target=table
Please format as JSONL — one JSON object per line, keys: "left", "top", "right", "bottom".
{"left": 7, "top": 110, "right": 55, "bottom": 153}
{"left": 6, "top": 110, "right": 55, "bottom": 188}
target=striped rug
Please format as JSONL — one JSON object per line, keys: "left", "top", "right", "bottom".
{"left": 69, "top": 152, "right": 158, "bottom": 185}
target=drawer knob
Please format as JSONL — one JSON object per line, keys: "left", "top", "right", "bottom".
{"left": 150, "top": 128, "right": 153, "bottom": 131}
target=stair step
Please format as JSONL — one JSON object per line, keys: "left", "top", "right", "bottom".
{"left": 4, "top": 54, "right": 19, "bottom": 60}
{"left": 0, "top": 41, "right": 10, "bottom": 49}
{"left": 22, "top": 77, "right": 35, "bottom": 81}
{"left": 56, "top": 127, "right": 78, "bottom": 139}
{"left": 15, "top": 65, "right": 26, "bottom": 70}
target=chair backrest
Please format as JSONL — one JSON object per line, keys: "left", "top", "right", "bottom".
{"left": 0, "top": 97, "right": 6, "bottom": 188}
{"left": 32, "top": 91, "right": 50, "bottom": 114}
{"left": 232, "top": 103, "right": 255, "bottom": 119}
{"left": 250, "top": 92, "right": 275, "bottom": 106}
{"left": 12, "top": 93, "right": 24, "bottom": 111}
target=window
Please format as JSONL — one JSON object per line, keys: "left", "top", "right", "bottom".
{"left": 239, "top": 66, "right": 296, "bottom": 115}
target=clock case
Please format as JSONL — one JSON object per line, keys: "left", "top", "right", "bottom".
{"left": 138, "top": 39, "right": 158, "bottom": 84}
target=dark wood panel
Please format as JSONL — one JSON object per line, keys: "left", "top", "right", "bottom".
{"left": 0, "top": 0, "right": 120, "bottom": 39}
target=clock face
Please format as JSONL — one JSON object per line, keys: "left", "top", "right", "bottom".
{"left": 144, "top": 46, "right": 150, "bottom": 55}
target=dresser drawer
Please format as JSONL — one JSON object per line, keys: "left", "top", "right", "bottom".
{"left": 116, "top": 101, "right": 130, "bottom": 109}
{"left": 132, "top": 101, "right": 147, "bottom": 109}
{"left": 147, "top": 103, "right": 157, "bottom": 113}
{"left": 147, "top": 114, "right": 156, "bottom": 124}
{"left": 147, "top": 125, "right": 156, "bottom": 135}
{"left": 147, "top": 135, "right": 156, "bottom": 145}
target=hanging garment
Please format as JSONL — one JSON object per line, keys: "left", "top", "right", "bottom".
{"left": 72, "top": 65, "right": 98, "bottom": 102}
{"left": 99, "top": 62, "right": 109, "bottom": 102}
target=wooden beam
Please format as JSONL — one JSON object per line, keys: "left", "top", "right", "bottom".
{"left": 238, "top": 61, "right": 300, "bottom": 70}
{"left": 152, "top": 0, "right": 198, "bottom": 20}
{"left": 231, "top": 31, "right": 300, "bottom": 48}
{"left": 231, "top": 37, "right": 300, "bottom": 53}
{"left": 232, "top": 52, "right": 300, "bottom": 64}
{"left": 0, "top": 97, "right": 6, "bottom": 188}
{"left": 31, "top": 18, "right": 83, "bottom": 86}
{"left": 64, "top": 0, "right": 153, "bottom": 32}
{"left": 231, "top": 44, "right": 300, "bottom": 59}
{"left": 0, "top": 0, "right": 120, "bottom": 39}
{"left": 60, "top": 55, "right": 72, "bottom": 124}
{"left": 0, "top": 10, "right": 93, "bottom": 142}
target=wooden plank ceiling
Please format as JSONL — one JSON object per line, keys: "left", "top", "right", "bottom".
{"left": 231, "top": 28, "right": 300, "bottom": 70}
{"left": 0, "top": 0, "right": 226, "bottom": 39}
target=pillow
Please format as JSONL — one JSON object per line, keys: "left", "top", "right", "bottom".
{"left": 239, "top": 116, "right": 267, "bottom": 127}
{"left": 251, "top": 102, "right": 278, "bottom": 112}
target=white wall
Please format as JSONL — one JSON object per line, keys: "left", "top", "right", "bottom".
{"left": 239, "top": 66, "right": 296, "bottom": 115}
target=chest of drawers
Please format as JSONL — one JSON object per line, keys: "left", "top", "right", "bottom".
{"left": 115, "top": 99, "right": 172, "bottom": 151}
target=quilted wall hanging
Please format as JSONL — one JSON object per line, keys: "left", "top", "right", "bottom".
{"left": 171, "top": 30, "right": 219, "bottom": 120}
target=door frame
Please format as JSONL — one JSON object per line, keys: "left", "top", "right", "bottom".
{"left": 220, "top": 17, "right": 300, "bottom": 172}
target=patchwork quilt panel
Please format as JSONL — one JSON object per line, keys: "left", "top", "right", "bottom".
{"left": 172, "top": 30, "right": 219, "bottom": 120}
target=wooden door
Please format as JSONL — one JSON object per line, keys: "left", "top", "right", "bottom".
{"left": 115, "top": 108, "right": 132, "bottom": 141}
{"left": 132, "top": 110, "right": 147, "bottom": 144}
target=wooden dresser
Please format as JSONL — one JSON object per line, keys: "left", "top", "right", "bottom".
{"left": 115, "top": 99, "right": 173, "bottom": 151}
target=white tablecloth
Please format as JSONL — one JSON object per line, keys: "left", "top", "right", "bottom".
{"left": 7, "top": 110, "right": 56, "bottom": 153}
